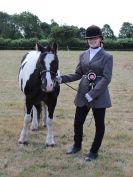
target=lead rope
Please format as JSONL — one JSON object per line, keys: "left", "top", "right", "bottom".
{"left": 64, "top": 83, "right": 84, "bottom": 96}
{"left": 63, "top": 82, "right": 93, "bottom": 127}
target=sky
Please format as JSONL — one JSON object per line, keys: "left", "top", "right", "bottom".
{"left": 1, "top": 0, "right": 133, "bottom": 36}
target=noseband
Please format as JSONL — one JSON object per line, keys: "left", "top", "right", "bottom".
{"left": 40, "top": 70, "right": 57, "bottom": 76}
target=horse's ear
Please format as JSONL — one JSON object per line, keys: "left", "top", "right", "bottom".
{"left": 35, "top": 43, "right": 45, "bottom": 53}
{"left": 52, "top": 43, "right": 58, "bottom": 53}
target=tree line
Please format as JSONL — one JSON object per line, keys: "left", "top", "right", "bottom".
{"left": 0, "top": 11, "right": 133, "bottom": 50}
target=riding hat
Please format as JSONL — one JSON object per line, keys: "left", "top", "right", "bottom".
{"left": 85, "top": 25, "right": 103, "bottom": 39}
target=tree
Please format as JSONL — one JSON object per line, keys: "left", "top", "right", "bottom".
{"left": 0, "top": 11, "right": 10, "bottom": 37}
{"left": 119, "top": 22, "right": 133, "bottom": 38}
{"left": 50, "top": 25, "right": 80, "bottom": 44}
{"left": 0, "top": 11, "right": 11, "bottom": 38}
{"left": 50, "top": 19, "right": 59, "bottom": 28}
{"left": 0, "top": 11, "right": 22, "bottom": 39}
{"left": 41, "top": 22, "right": 51, "bottom": 38}
{"left": 102, "top": 24, "right": 116, "bottom": 39}
{"left": 79, "top": 27, "right": 86, "bottom": 39}
{"left": 12, "top": 11, "right": 42, "bottom": 38}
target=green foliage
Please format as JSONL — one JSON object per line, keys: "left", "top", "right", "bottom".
{"left": 61, "top": 38, "right": 87, "bottom": 50}
{"left": 40, "top": 22, "right": 51, "bottom": 38}
{"left": 1, "top": 37, "right": 133, "bottom": 50}
{"left": 119, "top": 22, "right": 133, "bottom": 38}
{"left": 79, "top": 27, "right": 86, "bottom": 39}
{"left": 0, "top": 37, "right": 49, "bottom": 49}
{"left": 50, "top": 25, "right": 80, "bottom": 45}
{"left": 102, "top": 24, "right": 116, "bottom": 39}
{"left": 11, "top": 11, "right": 42, "bottom": 39}
{"left": 104, "top": 38, "right": 133, "bottom": 50}
{"left": 1, "top": 11, "right": 133, "bottom": 50}
{"left": 0, "top": 11, "right": 22, "bottom": 39}
{"left": 0, "top": 38, "right": 12, "bottom": 49}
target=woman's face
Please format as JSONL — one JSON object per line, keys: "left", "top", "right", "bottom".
{"left": 88, "top": 37, "right": 102, "bottom": 48}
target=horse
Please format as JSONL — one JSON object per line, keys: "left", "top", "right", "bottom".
{"left": 18, "top": 43, "right": 60, "bottom": 146}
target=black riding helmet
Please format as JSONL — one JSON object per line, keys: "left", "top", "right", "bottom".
{"left": 85, "top": 25, "right": 103, "bottom": 39}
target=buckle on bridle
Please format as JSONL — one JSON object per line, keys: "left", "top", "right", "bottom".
{"left": 88, "top": 72, "right": 96, "bottom": 81}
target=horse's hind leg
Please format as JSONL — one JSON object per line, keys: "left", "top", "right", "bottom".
{"left": 18, "top": 100, "right": 33, "bottom": 144}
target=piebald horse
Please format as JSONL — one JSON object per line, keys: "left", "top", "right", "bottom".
{"left": 18, "top": 43, "right": 60, "bottom": 146}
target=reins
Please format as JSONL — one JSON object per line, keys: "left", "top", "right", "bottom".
{"left": 64, "top": 83, "right": 84, "bottom": 96}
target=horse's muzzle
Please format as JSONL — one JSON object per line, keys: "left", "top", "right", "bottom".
{"left": 41, "top": 84, "right": 55, "bottom": 93}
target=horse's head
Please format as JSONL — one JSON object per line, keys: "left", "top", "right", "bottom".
{"left": 36, "top": 43, "right": 59, "bottom": 92}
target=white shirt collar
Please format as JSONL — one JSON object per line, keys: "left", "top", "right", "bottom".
{"left": 89, "top": 47, "right": 101, "bottom": 60}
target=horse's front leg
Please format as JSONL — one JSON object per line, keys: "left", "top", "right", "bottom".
{"left": 45, "top": 117, "right": 55, "bottom": 146}
{"left": 18, "top": 99, "right": 33, "bottom": 144}
{"left": 30, "top": 103, "right": 41, "bottom": 131}
{"left": 45, "top": 103, "right": 56, "bottom": 146}
{"left": 30, "top": 105, "right": 38, "bottom": 130}
{"left": 42, "top": 102, "right": 48, "bottom": 127}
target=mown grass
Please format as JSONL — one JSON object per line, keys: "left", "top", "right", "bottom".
{"left": 0, "top": 50, "right": 133, "bottom": 177}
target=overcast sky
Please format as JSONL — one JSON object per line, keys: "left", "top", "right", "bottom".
{"left": 1, "top": 0, "right": 133, "bottom": 36}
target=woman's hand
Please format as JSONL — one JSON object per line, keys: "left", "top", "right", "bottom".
{"left": 85, "top": 93, "right": 93, "bottom": 102}
{"left": 56, "top": 76, "right": 62, "bottom": 84}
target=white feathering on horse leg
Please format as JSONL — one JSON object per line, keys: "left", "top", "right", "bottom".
{"left": 18, "top": 114, "right": 31, "bottom": 143}
{"left": 30, "top": 106, "right": 38, "bottom": 131}
{"left": 45, "top": 117, "right": 55, "bottom": 146}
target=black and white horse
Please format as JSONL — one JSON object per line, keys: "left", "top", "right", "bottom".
{"left": 18, "top": 43, "right": 60, "bottom": 146}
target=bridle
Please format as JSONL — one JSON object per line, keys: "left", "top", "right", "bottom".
{"left": 38, "top": 51, "right": 59, "bottom": 87}
{"left": 40, "top": 70, "right": 57, "bottom": 76}
{"left": 40, "top": 69, "right": 58, "bottom": 88}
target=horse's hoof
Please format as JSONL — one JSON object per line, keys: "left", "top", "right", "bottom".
{"left": 18, "top": 141, "right": 29, "bottom": 145}
{"left": 45, "top": 143, "right": 55, "bottom": 147}
{"left": 31, "top": 128, "right": 38, "bottom": 131}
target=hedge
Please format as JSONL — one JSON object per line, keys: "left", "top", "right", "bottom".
{"left": 0, "top": 37, "right": 133, "bottom": 50}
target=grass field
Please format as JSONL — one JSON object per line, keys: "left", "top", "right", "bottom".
{"left": 0, "top": 50, "right": 133, "bottom": 177}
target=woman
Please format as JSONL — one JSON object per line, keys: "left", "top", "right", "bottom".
{"left": 57, "top": 25, "right": 113, "bottom": 161}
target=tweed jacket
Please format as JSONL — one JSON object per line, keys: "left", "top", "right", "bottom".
{"left": 61, "top": 48, "right": 113, "bottom": 108}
